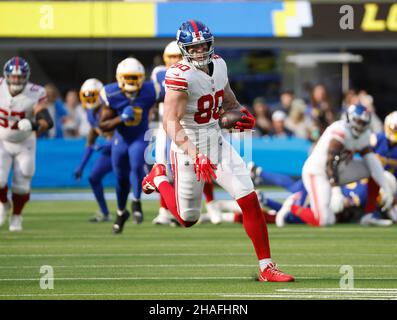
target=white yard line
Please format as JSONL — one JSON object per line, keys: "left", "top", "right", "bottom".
{"left": 0, "top": 263, "right": 396, "bottom": 269}
{"left": 0, "top": 276, "right": 254, "bottom": 281}
{"left": 0, "top": 276, "right": 396, "bottom": 281}
{"left": 0, "top": 252, "right": 396, "bottom": 257}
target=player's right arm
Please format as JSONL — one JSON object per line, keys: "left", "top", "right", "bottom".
{"left": 163, "top": 89, "right": 197, "bottom": 159}
{"left": 98, "top": 87, "right": 124, "bottom": 132}
{"left": 326, "top": 132, "right": 346, "bottom": 214}
{"left": 73, "top": 127, "right": 99, "bottom": 180}
{"left": 326, "top": 139, "right": 344, "bottom": 187}
{"left": 98, "top": 104, "right": 122, "bottom": 132}
{"left": 163, "top": 89, "right": 216, "bottom": 182}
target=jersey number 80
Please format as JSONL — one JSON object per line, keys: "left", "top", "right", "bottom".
{"left": 194, "top": 90, "right": 224, "bottom": 124}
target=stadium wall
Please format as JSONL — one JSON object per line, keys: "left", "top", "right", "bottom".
{"left": 31, "top": 137, "right": 311, "bottom": 188}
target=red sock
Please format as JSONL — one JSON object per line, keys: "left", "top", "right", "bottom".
{"left": 203, "top": 182, "right": 214, "bottom": 203}
{"left": 233, "top": 212, "right": 243, "bottom": 224}
{"left": 365, "top": 178, "right": 380, "bottom": 213}
{"left": 12, "top": 193, "right": 30, "bottom": 215}
{"left": 237, "top": 191, "right": 271, "bottom": 260}
{"left": 157, "top": 181, "right": 196, "bottom": 228}
{"left": 0, "top": 186, "right": 8, "bottom": 203}
{"left": 291, "top": 204, "right": 320, "bottom": 226}
{"left": 159, "top": 194, "right": 168, "bottom": 209}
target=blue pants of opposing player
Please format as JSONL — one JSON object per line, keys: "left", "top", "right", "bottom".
{"left": 89, "top": 148, "right": 113, "bottom": 216}
{"left": 260, "top": 170, "right": 304, "bottom": 224}
{"left": 111, "top": 135, "right": 147, "bottom": 211}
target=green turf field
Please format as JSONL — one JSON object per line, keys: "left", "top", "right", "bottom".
{"left": 0, "top": 199, "right": 396, "bottom": 300}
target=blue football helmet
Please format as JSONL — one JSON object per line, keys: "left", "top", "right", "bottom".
{"left": 176, "top": 20, "right": 214, "bottom": 68}
{"left": 346, "top": 104, "right": 371, "bottom": 138}
{"left": 3, "top": 56, "right": 30, "bottom": 94}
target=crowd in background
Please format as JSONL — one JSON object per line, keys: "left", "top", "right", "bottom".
{"left": 42, "top": 80, "right": 383, "bottom": 143}
{"left": 251, "top": 84, "right": 384, "bottom": 142}
{"left": 40, "top": 84, "right": 90, "bottom": 139}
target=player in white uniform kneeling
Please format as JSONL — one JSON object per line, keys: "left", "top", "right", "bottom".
{"left": 277, "top": 104, "right": 393, "bottom": 227}
{"left": 0, "top": 57, "right": 53, "bottom": 231}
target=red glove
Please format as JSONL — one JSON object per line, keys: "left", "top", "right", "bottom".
{"left": 234, "top": 108, "right": 256, "bottom": 130}
{"left": 194, "top": 153, "right": 217, "bottom": 183}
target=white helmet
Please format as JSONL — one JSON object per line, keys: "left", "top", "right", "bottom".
{"left": 79, "top": 78, "right": 103, "bottom": 109}
{"left": 164, "top": 41, "right": 181, "bottom": 56}
{"left": 116, "top": 57, "right": 145, "bottom": 94}
{"left": 163, "top": 41, "right": 182, "bottom": 67}
{"left": 384, "top": 111, "right": 397, "bottom": 143}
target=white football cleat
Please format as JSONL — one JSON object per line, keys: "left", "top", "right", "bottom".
{"left": 247, "top": 161, "right": 262, "bottom": 186}
{"left": 9, "top": 214, "right": 23, "bottom": 232}
{"left": 152, "top": 207, "right": 173, "bottom": 225}
{"left": 0, "top": 201, "right": 10, "bottom": 226}
{"left": 206, "top": 200, "right": 222, "bottom": 225}
{"left": 276, "top": 194, "right": 295, "bottom": 227}
{"left": 386, "top": 205, "right": 397, "bottom": 222}
{"left": 360, "top": 213, "right": 393, "bottom": 227}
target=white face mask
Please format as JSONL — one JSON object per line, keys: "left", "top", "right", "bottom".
{"left": 349, "top": 120, "right": 369, "bottom": 138}
{"left": 180, "top": 39, "right": 214, "bottom": 68}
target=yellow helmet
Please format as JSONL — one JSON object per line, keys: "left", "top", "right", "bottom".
{"left": 116, "top": 57, "right": 145, "bottom": 94}
{"left": 384, "top": 111, "right": 397, "bottom": 143}
{"left": 79, "top": 78, "right": 103, "bottom": 109}
{"left": 163, "top": 41, "right": 182, "bottom": 68}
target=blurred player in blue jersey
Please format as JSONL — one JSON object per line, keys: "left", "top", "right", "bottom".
{"left": 99, "top": 57, "right": 159, "bottom": 234}
{"left": 74, "top": 78, "right": 113, "bottom": 222}
{"left": 370, "top": 111, "right": 397, "bottom": 220}
{"left": 150, "top": 41, "right": 182, "bottom": 226}
{"left": 372, "top": 111, "right": 397, "bottom": 178}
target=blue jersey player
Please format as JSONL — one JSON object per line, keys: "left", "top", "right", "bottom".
{"left": 372, "top": 111, "right": 397, "bottom": 179}
{"left": 99, "top": 57, "right": 159, "bottom": 234}
{"left": 74, "top": 78, "right": 113, "bottom": 222}
{"left": 151, "top": 41, "right": 183, "bottom": 226}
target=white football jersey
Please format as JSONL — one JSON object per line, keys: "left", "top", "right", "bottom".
{"left": 303, "top": 120, "right": 371, "bottom": 175}
{"left": 164, "top": 55, "right": 228, "bottom": 152}
{"left": 0, "top": 77, "right": 46, "bottom": 143}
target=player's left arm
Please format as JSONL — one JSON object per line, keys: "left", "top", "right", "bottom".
{"left": 222, "top": 82, "right": 242, "bottom": 111}
{"left": 222, "top": 82, "right": 255, "bottom": 130}
{"left": 360, "top": 146, "right": 394, "bottom": 210}
{"left": 360, "top": 146, "right": 387, "bottom": 188}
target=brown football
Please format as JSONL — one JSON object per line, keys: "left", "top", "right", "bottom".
{"left": 219, "top": 109, "right": 244, "bottom": 129}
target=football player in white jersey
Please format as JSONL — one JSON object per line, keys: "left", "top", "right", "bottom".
{"left": 142, "top": 20, "right": 294, "bottom": 282}
{"left": 151, "top": 41, "right": 220, "bottom": 226}
{"left": 279, "top": 104, "right": 393, "bottom": 227}
{"left": 0, "top": 57, "right": 53, "bottom": 231}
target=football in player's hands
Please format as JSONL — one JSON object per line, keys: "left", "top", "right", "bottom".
{"left": 121, "top": 106, "right": 135, "bottom": 122}
{"left": 218, "top": 109, "right": 244, "bottom": 129}
{"left": 17, "top": 119, "right": 33, "bottom": 131}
